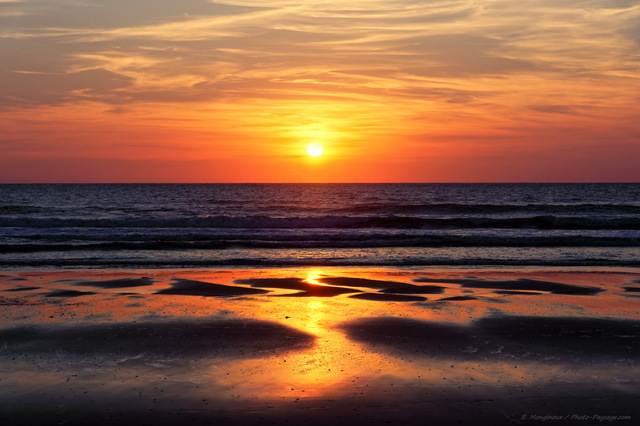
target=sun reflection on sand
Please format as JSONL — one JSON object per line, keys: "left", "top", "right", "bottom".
{"left": 206, "top": 313, "right": 405, "bottom": 401}
{"left": 1, "top": 267, "right": 639, "bottom": 424}
{"left": 197, "top": 269, "right": 416, "bottom": 399}
{"left": 305, "top": 269, "right": 324, "bottom": 285}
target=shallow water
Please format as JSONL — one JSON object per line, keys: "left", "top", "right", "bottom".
{"left": 1, "top": 183, "right": 639, "bottom": 268}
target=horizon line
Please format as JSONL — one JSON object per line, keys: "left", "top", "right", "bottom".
{"left": 1, "top": 181, "right": 639, "bottom": 185}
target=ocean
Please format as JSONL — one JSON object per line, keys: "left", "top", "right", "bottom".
{"left": 0, "top": 183, "right": 638, "bottom": 269}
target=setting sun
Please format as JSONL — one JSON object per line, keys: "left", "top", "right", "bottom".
{"left": 306, "top": 142, "right": 324, "bottom": 157}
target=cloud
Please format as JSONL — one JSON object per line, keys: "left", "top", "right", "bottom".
{"left": 392, "top": 34, "right": 538, "bottom": 77}
{"left": 2, "top": 0, "right": 636, "bottom": 110}
{"left": 0, "top": 69, "right": 134, "bottom": 107}
{"left": 0, "top": 0, "right": 265, "bottom": 30}
{"left": 1, "top": 0, "right": 638, "bottom": 182}
{"left": 528, "top": 104, "right": 579, "bottom": 115}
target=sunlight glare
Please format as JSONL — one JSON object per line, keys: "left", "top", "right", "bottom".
{"left": 306, "top": 142, "right": 324, "bottom": 157}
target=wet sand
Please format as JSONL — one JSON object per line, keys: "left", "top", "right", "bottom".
{"left": 1, "top": 267, "right": 639, "bottom": 425}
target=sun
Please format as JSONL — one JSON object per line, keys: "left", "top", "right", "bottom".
{"left": 306, "top": 142, "right": 324, "bottom": 157}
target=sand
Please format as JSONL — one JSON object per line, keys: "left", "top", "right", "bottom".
{"left": 1, "top": 267, "right": 639, "bottom": 425}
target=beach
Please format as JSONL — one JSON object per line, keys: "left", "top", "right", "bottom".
{"left": 1, "top": 267, "right": 638, "bottom": 425}
{"left": 1, "top": 183, "right": 638, "bottom": 424}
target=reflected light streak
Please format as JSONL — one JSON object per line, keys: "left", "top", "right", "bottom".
{"left": 202, "top": 269, "right": 403, "bottom": 398}
{"left": 4, "top": 268, "right": 637, "bottom": 409}
{"left": 305, "top": 269, "right": 324, "bottom": 286}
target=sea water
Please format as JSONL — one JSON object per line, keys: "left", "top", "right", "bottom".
{"left": 0, "top": 183, "right": 638, "bottom": 268}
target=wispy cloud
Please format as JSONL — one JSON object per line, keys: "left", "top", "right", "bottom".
{"left": 1, "top": 0, "right": 638, "bottom": 181}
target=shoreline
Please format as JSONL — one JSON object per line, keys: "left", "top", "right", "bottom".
{"left": 3, "top": 264, "right": 640, "bottom": 272}
{"left": 2, "top": 266, "right": 639, "bottom": 425}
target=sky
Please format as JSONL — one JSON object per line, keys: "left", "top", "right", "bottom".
{"left": 1, "top": 0, "right": 639, "bottom": 183}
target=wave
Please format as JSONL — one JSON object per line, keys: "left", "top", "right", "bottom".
{"left": 1, "top": 214, "right": 639, "bottom": 230}
{"left": 2, "top": 234, "right": 639, "bottom": 253}
{"left": 1, "top": 255, "right": 638, "bottom": 269}
{"left": 327, "top": 202, "right": 640, "bottom": 215}
{"left": 0, "top": 205, "right": 45, "bottom": 215}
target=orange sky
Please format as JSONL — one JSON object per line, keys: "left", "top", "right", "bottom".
{"left": 1, "top": 0, "right": 639, "bottom": 182}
